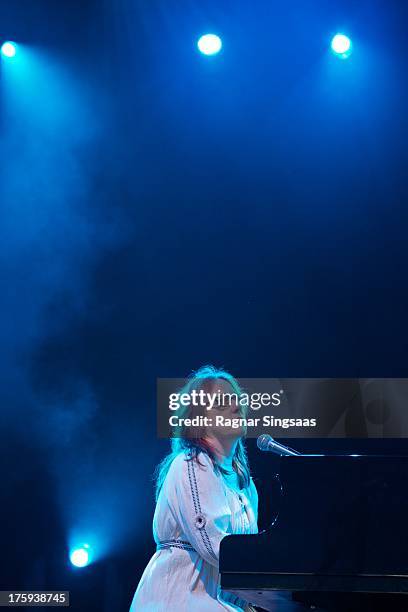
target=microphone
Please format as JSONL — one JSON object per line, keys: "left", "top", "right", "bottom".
{"left": 257, "top": 434, "right": 300, "bottom": 456}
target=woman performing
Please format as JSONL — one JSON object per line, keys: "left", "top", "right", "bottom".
{"left": 129, "top": 365, "right": 259, "bottom": 611}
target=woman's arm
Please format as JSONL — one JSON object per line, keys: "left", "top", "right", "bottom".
{"left": 165, "top": 452, "right": 231, "bottom": 567}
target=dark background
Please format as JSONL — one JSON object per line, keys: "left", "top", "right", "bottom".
{"left": 0, "top": 0, "right": 408, "bottom": 610}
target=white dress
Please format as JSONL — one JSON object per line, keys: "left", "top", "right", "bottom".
{"left": 129, "top": 451, "right": 258, "bottom": 611}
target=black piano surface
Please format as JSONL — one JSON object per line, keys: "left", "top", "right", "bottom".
{"left": 220, "top": 455, "right": 408, "bottom": 611}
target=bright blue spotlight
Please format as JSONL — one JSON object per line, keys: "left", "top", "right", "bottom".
{"left": 70, "top": 545, "right": 91, "bottom": 568}
{"left": 331, "top": 34, "right": 352, "bottom": 59}
{"left": 1, "top": 42, "right": 17, "bottom": 58}
{"left": 197, "top": 34, "right": 222, "bottom": 56}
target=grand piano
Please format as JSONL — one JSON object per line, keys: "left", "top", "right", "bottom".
{"left": 220, "top": 455, "right": 408, "bottom": 611}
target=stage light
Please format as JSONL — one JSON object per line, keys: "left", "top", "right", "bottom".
{"left": 331, "top": 34, "right": 352, "bottom": 59}
{"left": 1, "top": 42, "right": 17, "bottom": 58}
{"left": 70, "top": 545, "right": 91, "bottom": 568}
{"left": 197, "top": 34, "right": 222, "bottom": 56}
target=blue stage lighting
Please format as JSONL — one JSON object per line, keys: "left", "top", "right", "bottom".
{"left": 197, "top": 34, "right": 222, "bottom": 56}
{"left": 331, "top": 34, "right": 352, "bottom": 59}
{"left": 1, "top": 42, "right": 17, "bottom": 58}
{"left": 70, "top": 545, "right": 91, "bottom": 568}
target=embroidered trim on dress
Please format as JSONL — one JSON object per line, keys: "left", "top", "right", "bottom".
{"left": 156, "top": 539, "right": 195, "bottom": 552}
{"left": 187, "top": 455, "right": 218, "bottom": 561}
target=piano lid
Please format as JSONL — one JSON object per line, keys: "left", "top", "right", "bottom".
{"left": 221, "top": 455, "right": 408, "bottom": 577}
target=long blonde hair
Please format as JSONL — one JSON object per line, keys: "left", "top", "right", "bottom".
{"left": 155, "top": 365, "right": 250, "bottom": 500}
